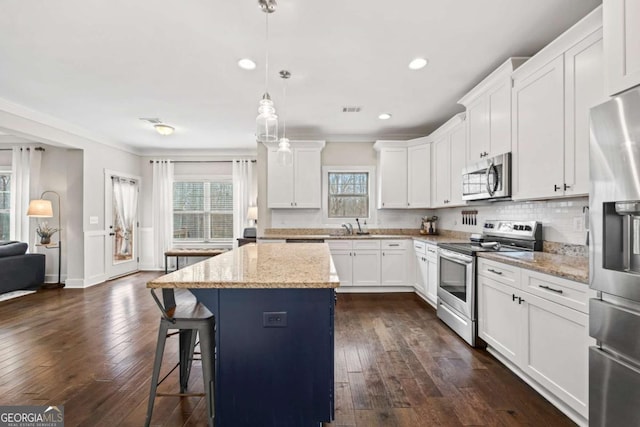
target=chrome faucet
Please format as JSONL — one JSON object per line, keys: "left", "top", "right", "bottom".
{"left": 341, "top": 223, "right": 353, "bottom": 235}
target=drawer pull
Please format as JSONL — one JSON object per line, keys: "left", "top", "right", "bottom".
{"left": 488, "top": 268, "right": 503, "bottom": 275}
{"left": 428, "top": 249, "right": 436, "bottom": 253}
{"left": 389, "top": 244, "right": 400, "bottom": 247}
{"left": 539, "top": 284, "right": 563, "bottom": 294}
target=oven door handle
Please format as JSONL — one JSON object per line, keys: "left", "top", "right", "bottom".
{"left": 439, "top": 250, "right": 473, "bottom": 265}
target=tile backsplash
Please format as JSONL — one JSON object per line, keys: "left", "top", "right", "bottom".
{"left": 434, "top": 196, "right": 589, "bottom": 245}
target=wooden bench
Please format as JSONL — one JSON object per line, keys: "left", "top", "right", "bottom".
{"left": 164, "top": 248, "right": 227, "bottom": 274}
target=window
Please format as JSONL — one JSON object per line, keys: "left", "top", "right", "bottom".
{"left": 0, "top": 172, "right": 10, "bottom": 240}
{"left": 173, "top": 179, "right": 233, "bottom": 243}
{"left": 328, "top": 172, "right": 369, "bottom": 218}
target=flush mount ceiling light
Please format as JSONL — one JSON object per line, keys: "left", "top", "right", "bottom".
{"left": 256, "top": 0, "right": 278, "bottom": 143}
{"left": 238, "top": 58, "right": 257, "bottom": 70}
{"left": 408, "top": 57, "right": 429, "bottom": 70}
{"left": 139, "top": 118, "right": 175, "bottom": 136}
{"left": 154, "top": 124, "right": 175, "bottom": 135}
{"left": 378, "top": 113, "right": 392, "bottom": 120}
{"left": 277, "top": 70, "right": 293, "bottom": 166}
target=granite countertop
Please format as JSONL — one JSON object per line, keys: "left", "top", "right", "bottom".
{"left": 147, "top": 243, "right": 340, "bottom": 289}
{"left": 258, "top": 229, "right": 469, "bottom": 244}
{"left": 478, "top": 251, "right": 589, "bottom": 284}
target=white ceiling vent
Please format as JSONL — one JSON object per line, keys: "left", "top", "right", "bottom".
{"left": 342, "top": 106, "right": 362, "bottom": 113}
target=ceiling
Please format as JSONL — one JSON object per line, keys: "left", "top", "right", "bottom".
{"left": 0, "top": 0, "right": 601, "bottom": 153}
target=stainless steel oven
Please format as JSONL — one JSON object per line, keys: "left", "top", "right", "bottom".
{"left": 437, "top": 249, "right": 476, "bottom": 345}
{"left": 462, "top": 153, "right": 511, "bottom": 201}
{"left": 436, "top": 220, "right": 542, "bottom": 347}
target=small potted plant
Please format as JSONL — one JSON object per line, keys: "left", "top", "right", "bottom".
{"left": 36, "top": 221, "right": 59, "bottom": 245}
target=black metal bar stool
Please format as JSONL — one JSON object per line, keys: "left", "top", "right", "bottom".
{"left": 145, "top": 288, "right": 215, "bottom": 427}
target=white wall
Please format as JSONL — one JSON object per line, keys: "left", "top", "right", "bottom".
{"left": 0, "top": 99, "right": 143, "bottom": 286}
{"left": 0, "top": 151, "right": 11, "bottom": 166}
{"left": 434, "top": 196, "right": 589, "bottom": 245}
{"left": 268, "top": 141, "right": 430, "bottom": 230}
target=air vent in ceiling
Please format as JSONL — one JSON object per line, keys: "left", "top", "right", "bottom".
{"left": 139, "top": 117, "right": 163, "bottom": 124}
{"left": 342, "top": 106, "right": 362, "bottom": 113}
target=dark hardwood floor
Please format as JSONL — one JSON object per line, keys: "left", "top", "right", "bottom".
{"left": 0, "top": 272, "right": 574, "bottom": 426}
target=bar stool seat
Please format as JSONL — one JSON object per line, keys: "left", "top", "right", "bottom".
{"left": 145, "top": 289, "right": 215, "bottom": 427}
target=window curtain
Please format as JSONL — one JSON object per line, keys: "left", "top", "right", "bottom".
{"left": 10, "top": 147, "right": 42, "bottom": 248}
{"left": 232, "top": 160, "right": 257, "bottom": 245}
{"left": 152, "top": 160, "right": 173, "bottom": 270}
{"left": 112, "top": 177, "right": 138, "bottom": 257}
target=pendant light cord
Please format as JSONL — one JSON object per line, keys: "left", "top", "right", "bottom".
{"left": 282, "top": 77, "right": 287, "bottom": 138}
{"left": 265, "top": 12, "right": 270, "bottom": 95}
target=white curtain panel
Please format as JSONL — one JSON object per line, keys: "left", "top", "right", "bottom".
{"left": 10, "top": 147, "right": 42, "bottom": 248}
{"left": 151, "top": 160, "right": 173, "bottom": 270}
{"left": 112, "top": 177, "right": 138, "bottom": 256}
{"left": 232, "top": 160, "right": 257, "bottom": 245}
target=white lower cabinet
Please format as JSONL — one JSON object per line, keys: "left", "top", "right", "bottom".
{"left": 477, "top": 258, "right": 594, "bottom": 425}
{"left": 477, "top": 274, "right": 521, "bottom": 364}
{"left": 380, "top": 240, "right": 408, "bottom": 286}
{"left": 352, "top": 249, "right": 380, "bottom": 286}
{"left": 330, "top": 249, "right": 354, "bottom": 287}
{"left": 329, "top": 239, "right": 412, "bottom": 289}
{"left": 413, "top": 240, "right": 438, "bottom": 307}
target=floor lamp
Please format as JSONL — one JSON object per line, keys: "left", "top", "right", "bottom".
{"left": 27, "top": 191, "right": 64, "bottom": 289}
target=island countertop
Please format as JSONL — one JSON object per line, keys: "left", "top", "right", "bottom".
{"left": 147, "top": 242, "right": 340, "bottom": 289}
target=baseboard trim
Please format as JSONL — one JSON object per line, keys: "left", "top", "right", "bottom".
{"left": 336, "top": 286, "right": 415, "bottom": 293}
{"left": 64, "top": 278, "right": 85, "bottom": 288}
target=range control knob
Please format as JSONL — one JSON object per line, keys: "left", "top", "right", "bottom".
{"left": 524, "top": 225, "right": 532, "bottom": 231}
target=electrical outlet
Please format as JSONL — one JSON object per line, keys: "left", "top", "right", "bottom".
{"left": 89, "top": 216, "right": 99, "bottom": 225}
{"left": 573, "top": 216, "right": 584, "bottom": 232}
{"left": 263, "top": 311, "right": 287, "bottom": 328}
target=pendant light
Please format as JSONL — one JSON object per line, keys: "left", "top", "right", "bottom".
{"left": 256, "top": 0, "right": 278, "bottom": 143}
{"left": 277, "top": 70, "right": 293, "bottom": 166}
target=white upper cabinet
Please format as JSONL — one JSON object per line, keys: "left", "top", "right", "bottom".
{"left": 266, "top": 141, "right": 325, "bottom": 208}
{"left": 407, "top": 139, "right": 432, "bottom": 208}
{"left": 376, "top": 145, "right": 408, "bottom": 208}
{"left": 458, "top": 58, "right": 528, "bottom": 165}
{"left": 604, "top": 0, "right": 640, "bottom": 95}
{"left": 431, "top": 113, "right": 467, "bottom": 208}
{"left": 512, "top": 7, "right": 603, "bottom": 200}
{"left": 374, "top": 138, "right": 431, "bottom": 209}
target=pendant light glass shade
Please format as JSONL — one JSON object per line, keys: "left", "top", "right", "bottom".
{"left": 277, "top": 69, "right": 292, "bottom": 166}
{"left": 256, "top": 1, "right": 278, "bottom": 143}
{"left": 277, "top": 137, "right": 292, "bottom": 166}
{"left": 256, "top": 94, "right": 278, "bottom": 143}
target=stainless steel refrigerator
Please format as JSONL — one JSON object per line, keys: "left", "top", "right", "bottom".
{"left": 589, "top": 85, "right": 640, "bottom": 427}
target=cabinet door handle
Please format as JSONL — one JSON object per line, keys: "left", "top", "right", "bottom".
{"left": 487, "top": 268, "right": 503, "bottom": 275}
{"left": 512, "top": 294, "right": 517, "bottom": 302}
{"left": 518, "top": 297, "right": 525, "bottom": 304}
{"left": 407, "top": 202, "right": 410, "bottom": 206}
{"left": 539, "top": 284, "right": 563, "bottom": 294}
{"left": 554, "top": 184, "right": 561, "bottom": 192}
{"left": 382, "top": 202, "right": 385, "bottom": 207}
{"left": 382, "top": 252, "right": 385, "bottom": 256}
{"left": 564, "top": 184, "right": 571, "bottom": 191}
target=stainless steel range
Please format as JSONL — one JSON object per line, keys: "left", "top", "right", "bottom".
{"left": 436, "top": 220, "right": 542, "bottom": 346}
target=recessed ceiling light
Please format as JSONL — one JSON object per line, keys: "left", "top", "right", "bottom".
{"left": 408, "top": 58, "right": 428, "bottom": 70}
{"left": 238, "top": 58, "right": 257, "bottom": 70}
{"left": 378, "top": 113, "right": 392, "bottom": 120}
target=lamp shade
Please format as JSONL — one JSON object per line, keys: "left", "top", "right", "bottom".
{"left": 247, "top": 206, "right": 258, "bottom": 221}
{"left": 27, "top": 199, "right": 53, "bottom": 217}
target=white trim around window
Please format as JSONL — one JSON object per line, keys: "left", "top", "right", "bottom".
{"left": 322, "top": 165, "right": 377, "bottom": 226}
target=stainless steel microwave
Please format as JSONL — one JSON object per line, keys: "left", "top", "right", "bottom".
{"left": 461, "top": 153, "right": 511, "bottom": 201}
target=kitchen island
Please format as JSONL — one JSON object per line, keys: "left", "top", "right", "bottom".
{"left": 147, "top": 243, "right": 339, "bottom": 427}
